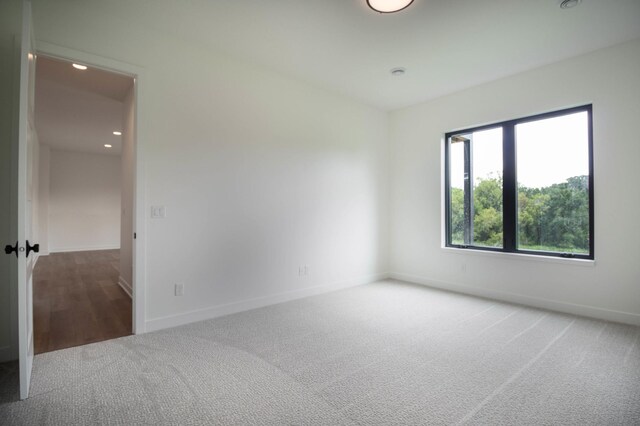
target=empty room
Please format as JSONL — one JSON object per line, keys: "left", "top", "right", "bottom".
{"left": 0, "top": 0, "right": 638, "bottom": 425}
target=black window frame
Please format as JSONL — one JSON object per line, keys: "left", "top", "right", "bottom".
{"left": 444, "top": 105, "right": 594, "bottom": 260}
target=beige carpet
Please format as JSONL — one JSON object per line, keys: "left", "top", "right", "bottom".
{"left": 1, "top": 280, "right": 639, "bottom": 425}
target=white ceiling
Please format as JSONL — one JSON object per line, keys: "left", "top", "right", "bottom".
{"left": 92, "top": 0, "right": 640, "bottom": 110}
{"left": 35, "top": 56, "right": 133, "bottom": 156}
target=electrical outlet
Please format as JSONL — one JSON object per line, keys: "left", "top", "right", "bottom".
{"left": 298, "top": 265, "right": 310, "bottom": 276}
{"left": 151, "top": 205, "right": 166, "bottom": 219}
{"left": 175, "top": 283, "right": 184, "bottom": 296}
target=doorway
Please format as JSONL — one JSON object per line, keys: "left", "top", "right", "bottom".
{"left": 32, "top": 55, "right": 136, "bottom": 353}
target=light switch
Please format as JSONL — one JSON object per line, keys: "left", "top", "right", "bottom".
{"left": 151, "top": 205, "right": 166, "bottom": 218}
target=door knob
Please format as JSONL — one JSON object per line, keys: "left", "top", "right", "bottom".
{"left": 26, "top": 240, "right": 39, "bottom": 258}
{"left": 4, "top": 241, "right": 19, "bottom": 258}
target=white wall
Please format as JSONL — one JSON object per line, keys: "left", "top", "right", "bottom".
{"left": 31, "top": 0, "right": 389, "bottom": 330}
{"left": 390, "top": 39, "right": 640, "bottom": 325}
{"left": 119, "top": 86, "right": 134, "bottom": 296}
{"left": 49, "top": 150, "right": 121, "bottom": 252}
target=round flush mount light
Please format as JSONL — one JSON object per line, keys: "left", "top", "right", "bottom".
{"left": 104, "top": 144, "right": 112, "bottom": 148}
{"left": 559, "top": 0, "right": 582, "bottom": 9}
{"left": 390, "top": 67, "right": 406, "bottom": 76}
{"left": 72, "top": 63, "right": 87, "bottom": 70}
{"left": 367, "top": 0, "right": 414, "bottom": 13}
{"left": 113, "top": 131, "right": 122, "bottom": 136}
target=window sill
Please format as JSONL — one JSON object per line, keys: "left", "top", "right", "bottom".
{"left": 441, "top": 246, "right": 595, "bottom": 267}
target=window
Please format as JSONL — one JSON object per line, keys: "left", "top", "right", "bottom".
{"left": 445, "top": 105, "right": 593, "bottom": 259}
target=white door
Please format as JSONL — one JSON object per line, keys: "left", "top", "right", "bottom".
{"left": 16, "top": 0, "right": 37, "bottom": 400}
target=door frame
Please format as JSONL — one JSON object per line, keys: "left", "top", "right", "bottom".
{"left": 36, "top": 42, "right": 147, "bottom": 334}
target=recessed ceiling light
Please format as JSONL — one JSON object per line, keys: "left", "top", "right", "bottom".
{"left": 390, "top": 67, "right": 406, "bottom": 76}
{"left": 367, "top": 0, "right": 414, "bottom": 13}
{"left": 559, "top": 0, "right": 582, "bottom": 9}
{"left": 104, "top": 144, "right": 112, "bottom": 148}
{"left": 72, "top": 63, "right": 88, "bottom": 70}
{"left": 113, "top": 131, "right": 122, "bottom": 136}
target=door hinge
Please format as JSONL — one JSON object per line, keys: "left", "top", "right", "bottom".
{"left": 134, "top": 232, "right": 137, "bottom": 239}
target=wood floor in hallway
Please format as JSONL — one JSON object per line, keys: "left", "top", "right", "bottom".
{"left": 33, "top": 250, "right": 132, "bottom": 354}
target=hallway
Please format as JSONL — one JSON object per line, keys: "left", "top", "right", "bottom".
{"left": 33, "top": 250, "right": 131, "bottom": 354}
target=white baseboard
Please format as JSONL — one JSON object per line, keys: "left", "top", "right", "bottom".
{"left": 0, "top": 344, "right": 17, "bottom": 363}
{"left": 50, "top": 245, "right": 120, "bottom": 253}
{"left": 390, "top": 272, "right": 640, "bottom": 326}
{"left": 118, "top": 276, "right": 133, "bottom": 299}
{"left": 145, "top": 272, "right": 390, "bottom": 333}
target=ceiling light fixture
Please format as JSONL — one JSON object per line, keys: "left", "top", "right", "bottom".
{"left": 113, "top": 131, "right": 122, "bottom": 136}
{"left": 559, "top": 0, "right": 582, "bottom": 8}
{"left": 390, "top": 67, "right": 406, "bottom": 76}
{"left": 72, "top": 63, "right": 88, "bottom": 70}
{"left": 104, "top": 144, "right": 112, "bottom": 148}
{"left": 367, "top": 0, "right": 414, "bottom": 13}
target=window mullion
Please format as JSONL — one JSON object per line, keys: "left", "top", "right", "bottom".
{"left": 502, "top": 123, "right": 517, "bottom": 252}
{"left": 463, "top": 137, "right": 473, "bottom": 245}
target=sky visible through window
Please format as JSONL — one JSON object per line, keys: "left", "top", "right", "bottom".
{"left": 450, "top": 111, "right": 589, "bottom": 189}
